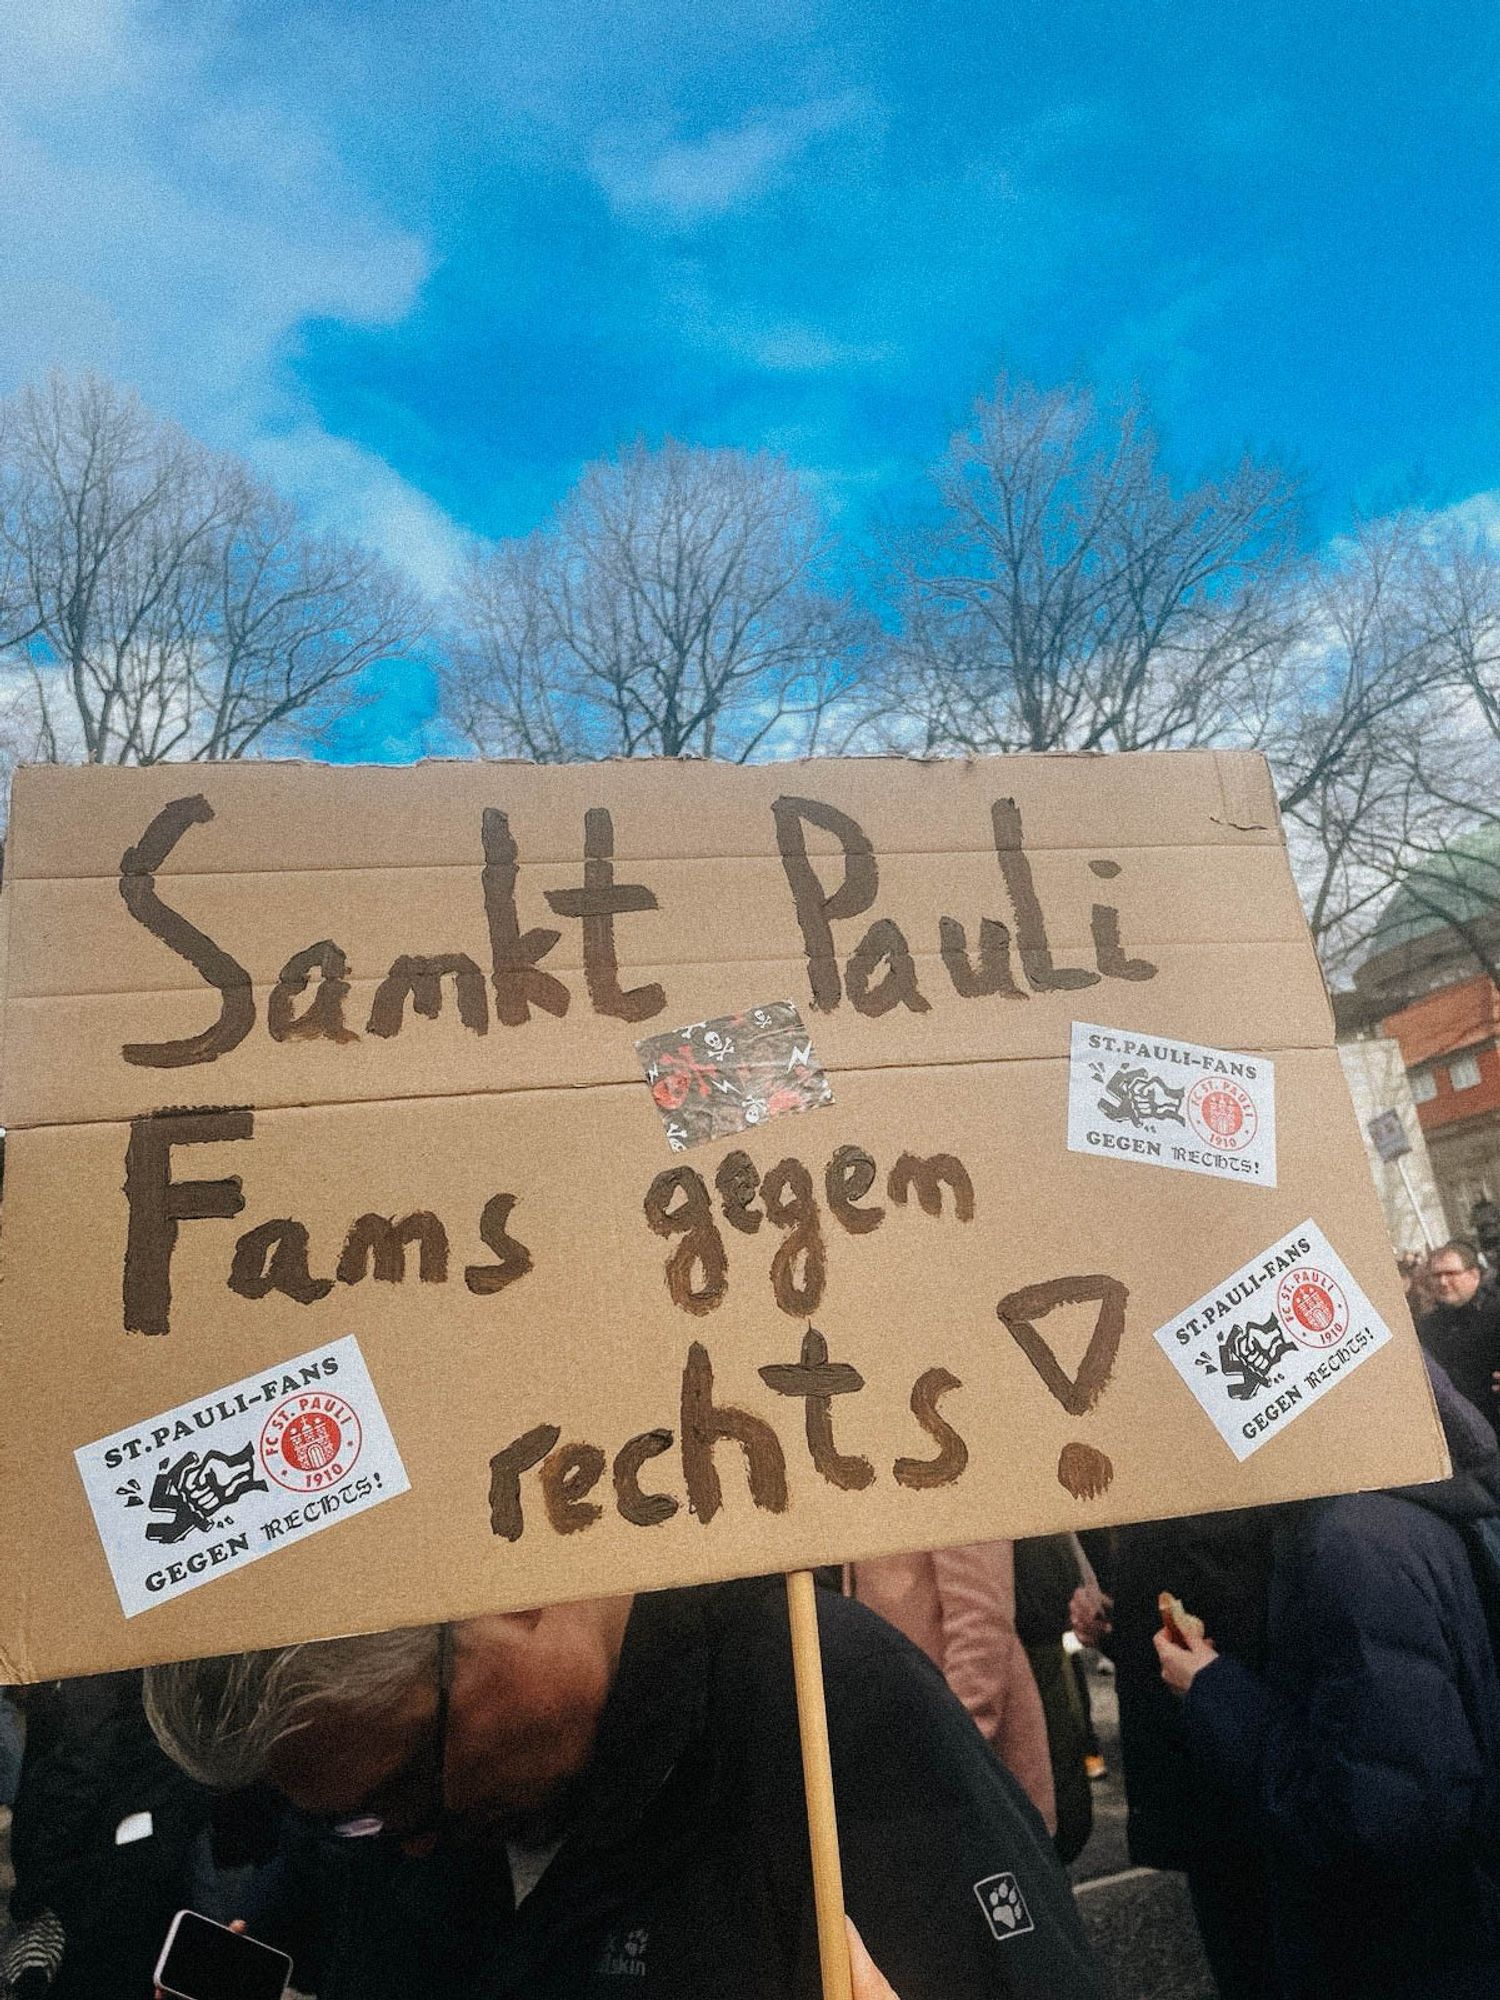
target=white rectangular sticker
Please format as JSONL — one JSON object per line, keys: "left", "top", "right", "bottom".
{"left": 1067, "top": 1022, "right": 1276, "bottom": 1187}
{"left": 75, "top": 1335, "right": 409, "bottom": 1617}
{"left": 1154, "top": 1220, "right": 1392, "bottom": 1461}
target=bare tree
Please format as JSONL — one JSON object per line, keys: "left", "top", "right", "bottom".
{"left": 1262, "top": 519, "right": 1446, "bottom": 817}
{"left": 0, "top": 374, "right": 427, "bottom": 768}
{"left": 1267, "top": 517, "right": 1500, "bottom": 974}
{"left": 443, "top": 441, "right": 859, "bottom": 762}
{"left": 1417, "top": 524, "right": 1500, "bottom": 745}
{"left": 441, "top": 532, "right": 574, "bottom": 763}
{"left": 1302, "top": 720, "right": 1500, "bottom": 992}
{"left": 857, "top": 377, "right": 1299, "bottom": 755}
{"left": 860, "top": 381, "right": 1500, "bottom": 985}
{"left": 198, "top": 495, "right": 426, "bottom": 759}
{"left": 1281, "top": 720, "right": 1490, "bottom": 978}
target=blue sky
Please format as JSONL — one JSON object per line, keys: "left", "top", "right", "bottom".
{"left": 2, "top": 0, "right": 1498, "bottom": 754}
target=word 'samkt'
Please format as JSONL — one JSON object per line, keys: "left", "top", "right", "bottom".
{"left": 115, "top": 790, "right": 1157, "bottom": 1071}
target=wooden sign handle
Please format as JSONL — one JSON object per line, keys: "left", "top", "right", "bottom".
{"left": 786, "top": 1569, "right": 853, "bottom": 2000}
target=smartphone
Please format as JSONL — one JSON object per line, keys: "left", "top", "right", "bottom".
{"left": 154, "top": 1911, "right": 291, "bottom": 2000}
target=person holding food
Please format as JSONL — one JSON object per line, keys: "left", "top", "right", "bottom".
{"left": 1110, "top": 1512, "right": 1278, "bottom": 1997}
{"left": 1157, "top": 1359, "right": 1500, "bottom": 2000}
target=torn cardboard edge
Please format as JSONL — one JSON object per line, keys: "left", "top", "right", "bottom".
{"left": 1209, "top": 751, "right": 1277, "bottom": 833}
{"left": 4, "top": 749, "right": 1286, "bottom": 881}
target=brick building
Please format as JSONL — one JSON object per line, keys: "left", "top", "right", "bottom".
{"left": 1352, "top": 831, "right": 1500, "bottom": 1229}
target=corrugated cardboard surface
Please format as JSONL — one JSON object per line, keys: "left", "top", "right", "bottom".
{"left": 0, "top": 752, "right": 1447, "bottom": 1679}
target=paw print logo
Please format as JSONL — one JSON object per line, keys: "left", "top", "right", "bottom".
{"left": 973, "top": 1872, "right": 1035, "bottom": 1942}
{"left": 623, "top": 1929, "right": 648, "bottom": 1959}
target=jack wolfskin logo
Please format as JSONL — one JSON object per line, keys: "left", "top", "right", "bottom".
{"left": 974, "top": 1872, "right": 1034, "bottom": 1941}
{"left": 598, "top": 1926, "right": 648, "bottom": 1979}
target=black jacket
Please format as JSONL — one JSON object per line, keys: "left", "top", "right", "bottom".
{"left": 1418, "top": 1278, "right": 1500, "bottom": 1427}
{"left": 1110, "top": 1509, "right": 1274, "bottom": 1871}
{"left": 270, "top": 1578, "right": 1103, "bottom": 1999}
{"left": 1182, "top": 1368, "right": 1500, "bottom": 2000}
{"left": 7, "top": 1673, "right": 215, "bottom": 1999}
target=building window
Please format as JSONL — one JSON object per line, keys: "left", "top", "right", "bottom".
{"left": 1410, "top": 1068, "right": 1438, "bottom": 1102}
{"left": 1450, "top": 1053, "right": 1483, "bottom": 1092}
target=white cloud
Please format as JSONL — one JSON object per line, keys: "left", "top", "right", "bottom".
{"left": 739, "top": 324, "right": 895, "bottom": 373}
{"left": 1424, "top": 492, "right": 1500, "bottom": 550}
{"left": 0, "top": 0, "right": 458, "bottom": 587}
{"left": 0, "top": 0, "right": 144, "bottom": 94}
{"left": 252, "top": 428, "right": 468, "bottom": 596}
{"left": 591, "top": 93, "right": 867, "bottom": 228}
{"left": 658, "top": 287, "right": 896, "bottom": 375}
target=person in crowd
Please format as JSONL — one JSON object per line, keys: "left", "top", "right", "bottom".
{"left": 2, "top": 1675, "right": 288, "bottom": 2000}
{"left": 143, "top": 1574, "right": 1105, "bottom": 2000}
{"left": 1158, "top": 1360, "right": 1500, "bottom": 2000}
{"left": 2, "top": 1673, "right": 216, "bottom": 1998}
{"left": 1065, "top": 1550, "right": 1112, "bottom": 1784}
{"left": 1012, "top": 1536, "right": 1094, "bottom": 1864}
{"left": 851, "top": 1541, "right": 1055, "bottom": 1831}
{"left": 1109, "top": 1511, "right": 1277, "bottom": 1999}
{"left": 1417, "top": 1238, "right": 1500, "bottom": 1424}
{"left": 1469, "top": 1195, "right": 1500, "bottom": 1269}
{"left": 0, "top": 1687, "right": 21, "bottom": 1807}
{"left": 1396, "top": 1250, "right": 1433, "bottom": 1323}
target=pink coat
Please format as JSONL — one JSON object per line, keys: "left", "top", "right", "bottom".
{"left": 851, "top": 1541, "right": 1057, "bottom": 1832}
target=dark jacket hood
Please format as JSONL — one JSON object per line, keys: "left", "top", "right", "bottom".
{"left": 1394, "top": 1357, "right": 1500, "bottom": 1526}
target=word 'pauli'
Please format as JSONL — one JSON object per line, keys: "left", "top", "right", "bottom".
{"left": 116, "top": 791, "right": 1156, "bottom": 1067}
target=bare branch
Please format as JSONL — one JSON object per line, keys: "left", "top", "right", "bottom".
{"left": 440, "top": 441, "right": 861, "bottom": 763}
{"left": 854, "top": 376, "right": 1300, "bottom": 758}
{"left": 0, "top": 373, "right": 427, "bottom": 777}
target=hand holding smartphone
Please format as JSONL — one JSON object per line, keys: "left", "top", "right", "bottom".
{"left": 154, "top": 1911, "right": 291, "bottom": 2000}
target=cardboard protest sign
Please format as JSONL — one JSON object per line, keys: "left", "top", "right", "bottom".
{"left": 0, "top": 751, "right": 1447, "bottom": 1681}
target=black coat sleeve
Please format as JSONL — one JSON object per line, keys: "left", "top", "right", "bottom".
{"left": 755, "top": 1592, "right": 1104, "bottom": 2000}
{"left": 1183, "top": 1507, "right": 1491, "bottom": 1873}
